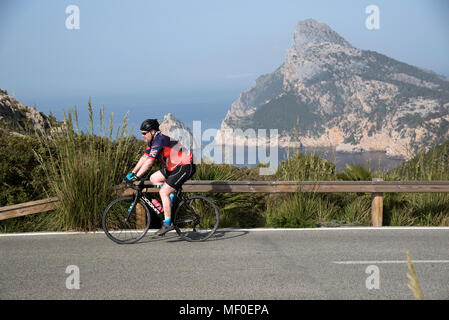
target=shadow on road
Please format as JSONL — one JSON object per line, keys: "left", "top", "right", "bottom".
{"left": 136, "top": 229, "right": 249, "bottom": 244}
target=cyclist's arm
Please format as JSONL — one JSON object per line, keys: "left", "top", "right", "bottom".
{"left": 133, "top": 136, "right": 162, "bottom": 177}
{"left": 135, "top": 156, "right": 155, "bottom": 177}
{"left": 132, "top": 155, "right": 147, "bottom": 175}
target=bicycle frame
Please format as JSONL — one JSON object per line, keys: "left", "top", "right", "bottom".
{"left": 126, "top": 183, "right": 183, "bottom": 223}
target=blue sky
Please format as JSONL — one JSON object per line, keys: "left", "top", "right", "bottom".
{"left": 0, "top": 0, "right": 448, "bottom": 131}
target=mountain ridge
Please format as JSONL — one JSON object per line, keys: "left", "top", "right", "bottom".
{"left": 218, "top": 19, "right": 449, "bottom": 159}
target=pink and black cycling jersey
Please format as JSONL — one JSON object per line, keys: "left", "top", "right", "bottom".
{"left": 144, "top": 131, "right": 193, "bottom": 172}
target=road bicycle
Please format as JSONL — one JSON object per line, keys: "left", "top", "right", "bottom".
{"left": 102, "top": 178, "right": 219, "bottom": 244}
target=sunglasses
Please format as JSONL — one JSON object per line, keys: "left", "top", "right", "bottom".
{"left": 141, "top": 131, "right": 150, "bottom": 135}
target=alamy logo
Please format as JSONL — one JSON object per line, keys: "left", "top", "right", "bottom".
{"left": 365, "top": 265, "right": 380, "bottom": 290}
{"left": 65, "top": 265, "right": 80, "bottom": 290}
{"left": 65, "top": 5, "right": 80, "bottom": 30}
{"left": 168, "top": 121, "right": 279, "bottom": 175}
{"left": 365, "top": 5, "right": 380, "bottom": 30}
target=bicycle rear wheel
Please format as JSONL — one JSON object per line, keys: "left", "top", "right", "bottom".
{"left": 102, "top": 196, "right": 151, "bottom": 244}
{"left": 173, "top": 195, "right": 219, "bottom": 242}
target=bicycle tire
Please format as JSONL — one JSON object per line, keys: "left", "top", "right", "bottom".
{"left": 173, "top": 195, "right": 219, "bottom": 242}
{"left": 102, "top": 196, "right": 151, "bottom": 244}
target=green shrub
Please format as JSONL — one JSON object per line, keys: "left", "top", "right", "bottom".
{"left": 0, "top": 131, "right": 49, "bottom": 206}
{"left": 263, "top": 192, "right": 339, "bottom": 228}
{"left": 275, "top": 150, "right": 336, "bottom": 181}
{"left": 390, "top": 141, "right": 449, "bottom": 180}
{"left": 340, "top": 194, "right": 371, "bottom": 225}
{"left": 337, "top": 164, "right": 373, "bottom": 181}
{"left": 35, "top": 102, "right": 141, "bottom": 231}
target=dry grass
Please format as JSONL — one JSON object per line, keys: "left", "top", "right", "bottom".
{"left": 406, "top": 250, "right": 424, "bottom": 300}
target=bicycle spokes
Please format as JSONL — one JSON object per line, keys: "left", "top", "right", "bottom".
{"left": 174, "top": 196, "right": 219, "bottom": 242}
{"left": 102, "top": 196, "right": 150, "bottom": 244}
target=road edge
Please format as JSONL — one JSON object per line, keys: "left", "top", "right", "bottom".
{"left": 1, "top": 226, "right": 449, "bottom": 237}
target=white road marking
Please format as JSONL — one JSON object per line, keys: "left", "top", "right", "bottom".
{"left": 218, "top": 227, "right": 449, "bottom": 232}
{"left": 333, "top": 260, "right": 449, "bottom": 264}
{"left": 0, "top": 231, "right": 92, "bottom": 237}
{"left": 0, "top": 226, "right": 448, "bottom": 237}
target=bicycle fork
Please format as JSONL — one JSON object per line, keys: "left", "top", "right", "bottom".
{"left": 125, "top": 193, "right": 140, "bottom": 222}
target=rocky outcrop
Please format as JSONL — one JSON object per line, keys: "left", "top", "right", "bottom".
{"left": 159, "top": 113, "right": 199, "bottom": 151}
{"left": 0, "top": 89, "right": 59, "bottom": 134}
{"left": 218, "top": 19, "right": 449, "bottom": 159}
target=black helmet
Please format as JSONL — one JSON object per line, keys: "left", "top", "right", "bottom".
{"left": 140, "top": 119, "right": 159, "bottom": 131}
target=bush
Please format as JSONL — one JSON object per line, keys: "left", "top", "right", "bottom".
{"left": 337, "top": 164, "right": 373, "bottom": 181}
{"left": 263, "top": 193, "right": 339, "bottom": 228}
{"left": 275, "top": 150, "right": 336, "bottom": 181}
{"left": 35, "top": 102, "right": 141, "bottom": 231}
{"left": 390, "top": 141, "right": 449, "bottom": 180}
{"left": 0, "top": 129, "right": 49, "bottom": 206}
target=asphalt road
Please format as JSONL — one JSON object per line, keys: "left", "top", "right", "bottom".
{"left": 1, "top": 228, "right": 448, "bottom": 300}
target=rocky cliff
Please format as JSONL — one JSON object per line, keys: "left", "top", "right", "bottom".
{"left": 0, "top": 89, "right": 59, "bottom": 135}
{"left": 218, "top": 19, "right": 449, "bottom": 159}
{"left": 159, "top": 113, "right": 199, "bottom": 151}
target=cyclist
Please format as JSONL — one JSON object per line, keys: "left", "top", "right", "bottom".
{"left": 125, "top": 119, "right": 196, "bottom": 236}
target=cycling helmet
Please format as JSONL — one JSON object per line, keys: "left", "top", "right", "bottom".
{"left": 140, "top": 119, "right": 159, "bottom": 131}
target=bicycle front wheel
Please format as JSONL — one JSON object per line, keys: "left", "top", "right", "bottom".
{"left": 173, "top": 195, "right": 219, "bottom": 242}
{"left": 102, "top": 196, "right": 151, "bottom": 244}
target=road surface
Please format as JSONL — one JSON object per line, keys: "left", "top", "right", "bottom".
{"left": 1, "top": 227, "right": 448, "bottom": 300}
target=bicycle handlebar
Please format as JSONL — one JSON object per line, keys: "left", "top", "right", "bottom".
{"left": 121, "top": 175, "right": 162, "bottom": 191}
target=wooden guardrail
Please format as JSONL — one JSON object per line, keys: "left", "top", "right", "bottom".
{"left": 0, "top": 197, "right": 60, "bottom": 221}
{"left": 1, "top": 180, "right": 449, "bottom": 227}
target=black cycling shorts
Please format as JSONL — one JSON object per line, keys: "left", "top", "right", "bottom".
{"left": 160, "top": 163, "right": 196, "bottom": 190}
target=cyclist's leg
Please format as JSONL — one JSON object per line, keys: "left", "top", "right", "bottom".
{"left": 152, "top": 169, "right": 176, "bottom": 235}
{"left": 149, "top": 170, "right": 166, "bottom": 186}
{"left": 162, "top": 164, "right": 195, "bottom": 221}
{"left": 151, "top": 168, "right": 174, "bottom": 219}
{"left": 164, "top": 164, "right": 195, "bottom": 191}
{"left": 160, "top": 183, "right": 176, "bottom": 221}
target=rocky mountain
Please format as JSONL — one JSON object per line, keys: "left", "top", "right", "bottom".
{"left": 0, "top": 88, "right": 59, "bottom": 135}
{"left": 218, "top": 19, "right": 449, "bottom": 159}
{"left": 159, "top": 113, "right": 199, "bottom": 151}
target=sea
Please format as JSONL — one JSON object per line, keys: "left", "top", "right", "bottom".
{"left": 194, "top": 145, "right": 405, "bottom": 173}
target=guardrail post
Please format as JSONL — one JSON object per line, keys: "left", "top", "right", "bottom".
{"left": 371, "top": 178, "right": 383, "bottom": 227}
{"left": 136, "top": 203, "right": 146, "bottom": 229}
